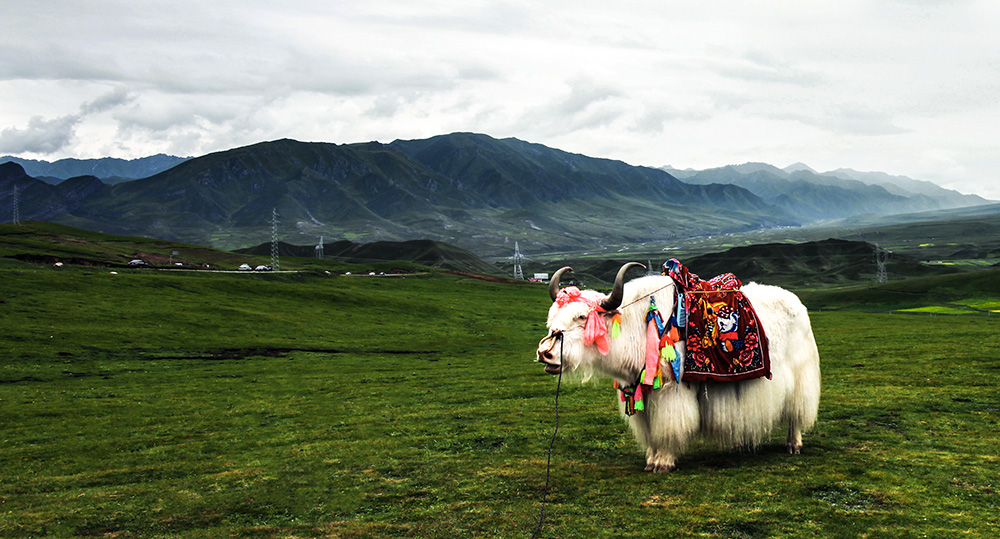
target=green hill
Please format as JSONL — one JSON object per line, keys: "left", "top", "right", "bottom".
{"left": 0, "top": 221, "right": 242, "bottom": 269}
{"left": 682, "top": 238, "right": 959, "bottom": 288}
{"left": 235, "top": 238, "right": 499, "bottom": 274}
{"left": 529, "top": 238, "right": 960, "bottom": 289}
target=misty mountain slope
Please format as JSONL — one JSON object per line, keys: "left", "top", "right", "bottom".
{"left": 388, "top": 133, "right": 787, "bottom": 216}
{"left": 679, "top": 163, "right": 984, "bottom": 221}
{"left": 825, "top": 168, "right": 988, "bottom": 205}
{"left": 94, "top": 139, "right": 473, "bottom": 234}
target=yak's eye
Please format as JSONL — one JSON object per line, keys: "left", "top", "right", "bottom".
{"left": 575, "top": 314, "right": 587, "bottom": 322}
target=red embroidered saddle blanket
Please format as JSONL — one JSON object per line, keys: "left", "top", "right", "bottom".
{"left": 664, "top": 259, "right": 771, "bottom": 382}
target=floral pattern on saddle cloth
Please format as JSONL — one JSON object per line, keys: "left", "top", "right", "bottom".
{"left": 664, "top": 259, "right": 771, "bottom": 382}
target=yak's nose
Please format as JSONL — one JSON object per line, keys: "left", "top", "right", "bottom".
{"left": 536, "top": 331, "right": 563, "bottom": 374}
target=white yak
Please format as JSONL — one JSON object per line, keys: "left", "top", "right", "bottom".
{"left": 536, "top": 263, "right": 821, "bottom": 472}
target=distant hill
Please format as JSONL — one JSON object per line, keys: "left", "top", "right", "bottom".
{"left": 235, "top": 238, "right": 499, "bottom": 274}
{"left": 543, "top": 238, "right": 959, "bottom": 289}
{"left": 0, "top": 154, "right": 189, "bottom": 182}
{"left": 682, "top": 238, "right": 957, "bottom": 287}
{"left": 0, "top": 220, "right": 241, "bottom": 268}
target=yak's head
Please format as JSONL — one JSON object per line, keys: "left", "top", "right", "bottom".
{"left": 536, "top": 262, "right": 645, "bottom": 378}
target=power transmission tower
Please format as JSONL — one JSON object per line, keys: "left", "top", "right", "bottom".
{"left": 270, "top": 208, "right": 280, "bottom": 271}
{"left": 315, "top": 235, "right": 324, "bottom": 259}
{"left": 513, "top": 241, "right": 524, "bottom": 280}
{"left": 875, "top": 243, "right": 890, "bottom": 283}
{"left": 647, "top": 259, "right": 656, "bottom": 276}
{"left": 11, "top": 185, "right": 20, "bottom": 225}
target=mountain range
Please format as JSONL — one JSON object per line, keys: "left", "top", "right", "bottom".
{"left": 0, "top": 154, "right": 190, "bottom": 185}
{"left": 1, "top": 133, "right": 991, "bottom": 258}
{"left": 662, "top": 162, "right": 985, "bottom": 221}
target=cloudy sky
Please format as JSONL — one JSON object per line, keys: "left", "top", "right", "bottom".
{"left": 2, "top": 1, "right": 998, "bottom": 198}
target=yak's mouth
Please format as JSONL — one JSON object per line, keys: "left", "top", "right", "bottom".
{"left": 542, "top": 362, "right": 562, "bottom": 375}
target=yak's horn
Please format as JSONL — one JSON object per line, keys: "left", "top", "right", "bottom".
{"left": 548, "top": 266, "right": 574, "bottom": 301}
{"left": 600, "top": 262, "right": 646, "bottom": 311}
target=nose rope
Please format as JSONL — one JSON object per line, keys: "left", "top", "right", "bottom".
{"left": 531, "top": 335, "right": 563, "bottom": 538}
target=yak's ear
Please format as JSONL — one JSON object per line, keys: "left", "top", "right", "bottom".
{"left": 600, "top": 262, "right": 645, "bottom": 311}
{"left": 549, "top": 266, "right": 573, "bottom": 301}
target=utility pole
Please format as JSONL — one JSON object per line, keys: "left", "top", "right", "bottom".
{"left": 513, "top": 241, "right": 524, "bottom": 280}
{"left": 270, "top": 208, "right": 280, "bottom": 271}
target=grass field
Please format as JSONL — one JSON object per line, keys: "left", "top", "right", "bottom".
{"left": 1, "top": 265, "right": 998, "bottom": 538}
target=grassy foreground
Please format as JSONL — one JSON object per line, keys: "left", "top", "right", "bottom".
{"left": 1, "top": 266, "right": 998, "bottom": 538}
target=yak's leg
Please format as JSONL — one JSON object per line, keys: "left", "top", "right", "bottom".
{"left": 624, "top": 410, "right": 657, "bottom": 470}
{"left": 624, "top": 407, "right": 677, "bottom": 472}
{"left": 786, "top": 422, "right": 803, "bottom": 454}
{"left": 637, "top": 384, "right": 700, "bottom": 473}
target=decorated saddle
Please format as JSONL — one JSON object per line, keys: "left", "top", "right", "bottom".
{"left": 664, "top": 259, "right": 771, "bottom": 383}
{"left": 615, "top": 259, "right": 773, "bottom": 415}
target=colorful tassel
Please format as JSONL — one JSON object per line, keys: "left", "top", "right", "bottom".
{"left": 611, "top": 312, "right": 622, "bottom": 338}
{"left": 647, "top": 296, "right": 665, "bottom": 335}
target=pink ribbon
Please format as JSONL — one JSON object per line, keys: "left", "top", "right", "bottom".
{"left": 643, "top": 319, "right": 660, "bottom": 385}
{"left": 556, "top": 287, "right": 610, "bottom": 355}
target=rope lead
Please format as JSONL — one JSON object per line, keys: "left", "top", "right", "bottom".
{"left": 530, "top": 337, "right": 563, "bottom": 538}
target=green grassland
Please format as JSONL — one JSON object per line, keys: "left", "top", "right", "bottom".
{"left": 797, "top": 269, "right": 1000, "bottom": 314}
{"left": 1, "top": 261, "right": 998, "bottom": 538}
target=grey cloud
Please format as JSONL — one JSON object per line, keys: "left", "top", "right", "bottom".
{"left": 509, "top": 78, "right": 628, "bottom": 138}
{"left": 356, "top": 1, "right": 531, "bottom": 35}
{"left": 366, "top": 95, "right": 404, "bottom": 119}
{"left": 0, "top": 87, "right": 136, "bottom": 155}
{"left": 629, "top": 106, "right": 712, "bottom": 135}
{"left": 82, "top": 87, "right": 134, "bottom": 114}
{"left": 553, "top": 78, "right": 622, "bottom": 116}
{"left": 0, "top": 115, "right": 80, "bottom": 154}
{"left": 773, "top": 104, "right": 911, "bottom": 136}
{"left": 706, "top": 47, "right": 825, "bottom": 87}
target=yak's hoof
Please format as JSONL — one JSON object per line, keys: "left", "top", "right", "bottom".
{"left": 787, "top": 445, "right": 802, "bottom": 455}
{"left": 645, "top": 461, "right": 676, "bottom": 473}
